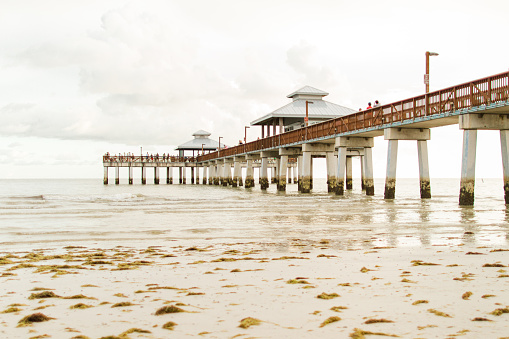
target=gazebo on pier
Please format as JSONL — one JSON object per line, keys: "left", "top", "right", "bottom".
{"left": 175, "top": 130, "right": 226, "bottom": 158}
{"left": 250, "top": 85, "right": 356, "bottom": 138}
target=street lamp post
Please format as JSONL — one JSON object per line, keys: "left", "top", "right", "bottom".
{"left": 305, "top": 100, "right": 313, "bottom": 127}
{"left": 218, "top": 137, "right": 222, "bottom": 156}
{"left": 425, "top": 51, "right": 439, "bottom": 93}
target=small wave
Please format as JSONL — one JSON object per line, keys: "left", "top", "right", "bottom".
{"left": 42, "top": 193, "right": 146, "bottom": 203}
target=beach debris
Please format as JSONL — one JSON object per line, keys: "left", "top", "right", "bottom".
{"left": 63, "top": 294, "right": 94, "bottom": 299}
{"left": 70, "top": 303, "right": 93, "bottom": 309}
{"left": 111, "top": 302, "right": 134, "bottom": 308}
{"left": 119, "top": 328, "right": 151, "bottom": 337}
{"left": 461, "top": 291, "right": 472, "bottom": 300}
{"left": 471, "top": 317, "right": 492, "bottom": 321}
{"left": 365, "top": 318, "right": 394, "bottom": 324}
{"left": 330, "top": 306, "right": 348, "bottom": 312}
{"left": 155, "top": 305, "right": 185, "bottom": 315}
{"left": 349, "top": 328, "right": 399, "bottom": 338}
{"left": 481, "top": 294, "right": 495, "bottom": 298}
{"left": 286, "top": 279, "right": 309, "bottom": 284}
{"left": 162, "top": 321, "right": 177, "bottom": 330}
{"left": 17, "top": 313, "right": 54, "bottom": 327}
{"left": 81, "top": 284, "right": 98, "bottom": 287}
{"left": 490, "top": 307, "right": 509, "bottom": 316}
{"left": 482, "top": 263, "right": 506, "bottom": 267}
{"left": 272, "top": 256, "right": 308, "bottom": 260}
{"left": 427, "top": 309, "right": 452, "bottom": 317}
{"left": 411, "top": 260, "right": 439, "bottom": 266}
{"left": 238, "top": 317, "right": 261, "bottom": 329}
{"left": 360, "top": 267, "right": 371, "bottom": 273}
{"left": 412, "top": 300, "right": 429, "bottom": 305}
{"left": 320, "top": 316, "right": 341, "bottom": 327}
{"left": 28, "top": 291, "right": 60, "bottom": 299}
{"left": 316, "top": 293, "right": 339, "bottom": 300}
{"left": 465, "top": 252, "right": 484, "bottom": 255}
{"left": 401, "top": 278, "right": 416, "bottom": 283}
{"left": 2, "top": 307, "right": 22, "bottom": 313}
{"left": 186, "top": 292, "right": 205, "bottom": 296}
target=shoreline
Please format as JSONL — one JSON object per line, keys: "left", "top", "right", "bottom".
{"left": 1, "top": 239, "right": 509, "bottom": 338}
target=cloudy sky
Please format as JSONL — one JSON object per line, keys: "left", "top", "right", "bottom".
{"left": 1, "top": 0, "right": 508, "bottom": 179}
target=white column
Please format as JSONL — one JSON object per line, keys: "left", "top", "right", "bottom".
{"left": 336, "top": 147, "right": 347, "bottom": 195}
{"left": 417, "top": 140, "right": 431, "bottom": 198}
{"left": 279, "top": 155, "right": 288, "bottom": 191}
{"left": 459, "top": 130, "right": 477, "bottom": 205}
{"left": 260, "top": 157, "right": 269, "bottom": 190}
{"left": 326, "top": 152, "right": 337, "bottom": 193}
{"left": 301, "top": 152, "right": 312, "bottom": 193}
{"left": 501, "top": 130, "right": 509, "bottom": 205}
{"left": 103, "top": 167, "right": 108, "bottom": 185}
{"left": 364, "top": 148, "right": 374, "bottom": 196}
{"left": 384, "top": 140, "right": 398, "bottom": 199}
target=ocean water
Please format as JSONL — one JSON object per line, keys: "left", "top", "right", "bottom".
{"left": 0, "top": 178, "right": 508, "bottom": 250}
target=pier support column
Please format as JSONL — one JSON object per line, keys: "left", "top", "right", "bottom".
{"left": 326, "top": 152, "right": 337, "bottom": 193}
{"left": 384, "top": 140, "right": 398, "bottom": 199}
{"left": 417, "top": 140, "right": 431, "bottom": 199}
{"left": 383, "top": 128, "right": 431, "bottom": 200}
{"left": 501, "top": 130, "right": 509, "bottom": 204}
{"left": 154, "top": 167, "right": 159, "bottom": 184}
{"left": 191, "top": 167, "right": 195, "bottom": 184}
{"left": 459, "top": 130, "right": 477, "bottom": 205}
{"left": 202, "top": 166, "right": 207, "bottom": 185}
{"left": 271, "top": 166, "right": 276, "bottom": 184}
{"left": 223, "top": 161, "right": 232, "bottom": 186}
{"left": 301, "top": 151, "right": 312, "bottom": 193}
{"left": 260, "top": 157, "right": 269, "bottom": 190}
{"left": 182, "top": 167, "right": 187, "bottom": 184}
{"left": 298, "top": 156, "right": 303, "bottom": 191}
{"left": 293, "top": 165, "right": 298, "bottom": 185}
{"left": 208, "top": 164, "right": 214, "bottom": 185}
{"left": 364, "top": 148, "right": 374, "bottom": 196}
{"left": 104, "top": 167, "right": 108, "bottom": 185}
{"left": 274, "top": 158, "right": 280, "bottom": 188}
{"left": 335, "top": 137, "right": 375, "bottom": 195}
{"left": 215, "top": 163, "right": 221, "bottom": 185}
{"left": 245, "top": 159, "right": 254, "bottom": 188}
{"left": 336, "top": 147, "right": 346, "bottom": 195}
{"left": 167, "top": 167, "right": 173, "bottom": 184}
{"left": 232, "top": 159, "right": 241, "bottom": 187}
{"left": 141, "top": 167, "right": 146, "bottom": 185}
{"left": 346, "top": 156, "right": 353, "bottom": 190}
{"left": 278, "top": 155, "right": 288, "bottom": 191}
{"left": 129, "top": 167, "right": 133, "bottom": 185}
{"left": 179, "top": 167, "right": 182, "bottom": 184}
{"left": 360, "top": 157, "right": 365, "bottom": 190}
{"left": 287, "top": 167, "right": 292, "bottom": 183}
{"left": 195, "top": 167, "right": 199, "bottom": 184}
{"left": 115, "top": 167, "right": 119, "bottom": 185}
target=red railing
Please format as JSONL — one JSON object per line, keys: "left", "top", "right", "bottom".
{"left": 198, "top": 71, "right": 509, "bottom": 162}
{"left": 103, "top": 155, "right": 196, "bottom": 163}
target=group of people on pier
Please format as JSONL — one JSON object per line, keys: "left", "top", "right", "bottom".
{"left": 103, "top": 152, "right": 195, "bottom": 163}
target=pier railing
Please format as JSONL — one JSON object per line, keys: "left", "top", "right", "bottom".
{"left": 103, "top": 155, "right": 196, "bottom": 163}
{"left": 198, "top": 71, "right": 509, "bottom": 162}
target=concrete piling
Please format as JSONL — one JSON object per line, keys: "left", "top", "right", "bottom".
{"left": 364, "top": 147, "right": 374, "bottom": 196}
{"left": 104, "top": 167, "right": 108, "bottom": 185}
{"left": 417, "top": 140, "right": 431, "bottom": 199}
{"left": 115, "top": 167, "right": 119, "bottom": 185}
{"left": 202, "top": 166, "right": 207, "bottom": 185}
{"left": 214, "top": 163, "right": 221, "bottom": 185}
{"left": 360, "top": 156, "right": 365, "bottom": 190}
{"left": 297, "top": 156, "right": 303, "bottom": 191}
{"left": 301, "top": 152, "right": 312, "bottom": 193}
{"left": 279, "top": 155, "right": 288, "bottom": 191}
{"left": 260, "top": 157, "right": 269, "bottom": 190}
{"left": 459, "top": 129, "right": 477, "bottom": 206}
{"left": 232, "top": 160, "right": 240, "bottom": 187}
{"left": 167, "top": 167, "right": 173, "bottom": 184}
{"left": 129, "top": 167, "right": 133, "bottom": 185}
{"left": 142, "top": 167, "right": 146, "bottom": 185}
{"left": 501, "top": 130, "right": 509, "bottom": 204}
{"left": 287, "top": 167, "right": 292, "bottom": 183}
{"left": 384, "top": 139, "right": 398, "bottom": 199}
{"left": 336, "top": 147, "right": 346, "bottom": 195}
{"left": 209, "top": 164, "right": 214, "bottom": 185}
{"left": 182, "top": 167, "right": 186, "bottom": 184}
{"left": 195, "top": 166, "right": 199, "bottom": 184}
{"left": 223, "top": 161, "right": 231, "bottom": 186}
{"left": 293, "top": 165, "right": 298, "bottom": 186}
{"left": 245, "top": 159, "right": 254, "bottom": 188}
{"left": 326, "top": 152, "right": 337, "bottom": 193}
{"left": 346, "top": 156, "right": 353, "bottom": 190}
{"left": 154, "top": 167, "right": 159, "bottom": 184}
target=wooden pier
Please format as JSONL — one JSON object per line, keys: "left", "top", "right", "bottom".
{"left": 104, "top": 71, "right": 509, "bottom": 206}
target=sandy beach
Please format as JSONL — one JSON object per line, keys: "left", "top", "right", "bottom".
{"left": 1, "top": 238, "right": 508, "bottom": 339}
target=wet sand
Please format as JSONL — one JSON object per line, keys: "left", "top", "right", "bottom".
{"left": 1, "top": 239, "right": 509, "bottom": 338}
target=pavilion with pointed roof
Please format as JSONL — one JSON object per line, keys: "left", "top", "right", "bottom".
{"left": 250, "top": 85, "right": 356, "bottom": 138}
{"left": 176, "top": 130, "right": 226, "bottom": 157}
